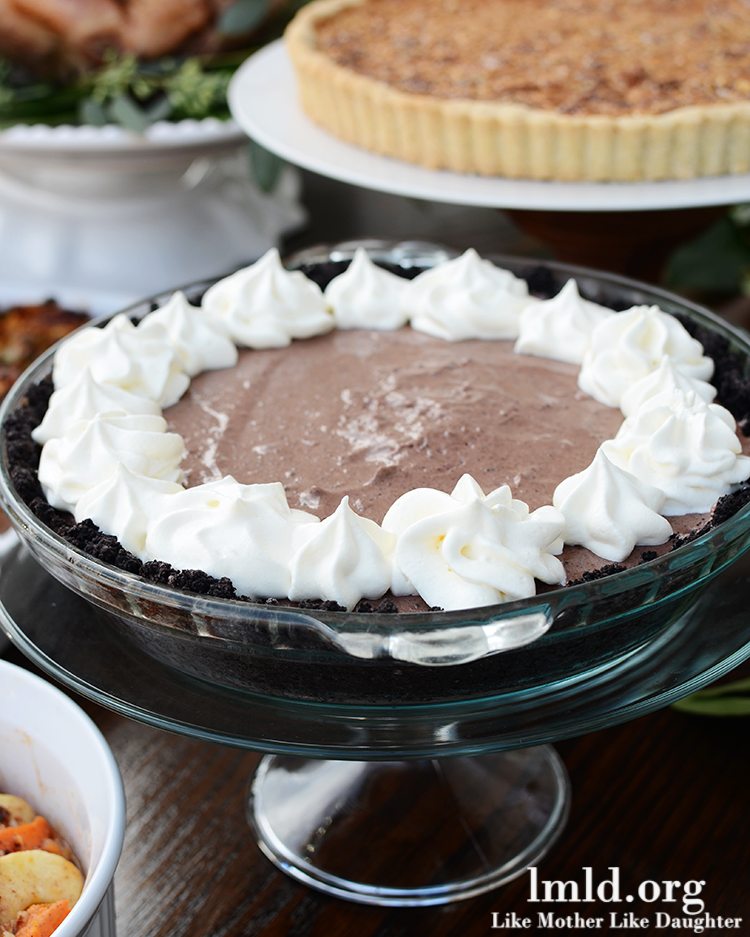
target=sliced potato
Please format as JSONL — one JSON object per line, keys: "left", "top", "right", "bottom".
{"left": 0, "top": 850, "right": 83, "bottom": 929}
{"left": 0, "top": 796, "right": 35, "bottom": 827}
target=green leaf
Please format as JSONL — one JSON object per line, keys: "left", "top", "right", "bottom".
{"left": 164, "top": 59, "right": 230, "bottom": 118}
{"left": 79, "top": 97, "right": 109, "bottom": 126}
{"left": 731, "top": 204, "right": 750, "bottom": 226}
{"left": 673, "top": 696, "right": 750, "bottom": 716}
{"left": 145, "top": 96, "right": 173, "bottom": 124}
{"left": 683, "top": 676, "right": 750, "bottom": 698}
{"left": 673, "top": 677, "right": 750, "bottom": 716}
{"left": 248, "top": 138, "right": 284, "bottom": 193}
{"left": 0, "top": 48, "right": 244, "bottom": 127}
{"left": 665, "top": 213, "right": 750, "bottom": 296}
{"left": 88, "top": 52, "right": 139, "bottom": 104}
{"left": 219, "top": 0, "right": 270, "bottom": 36}
{"left": 107, "top": 93, "right": 152, "bottom": 133}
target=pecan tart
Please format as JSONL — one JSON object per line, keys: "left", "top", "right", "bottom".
{"left": 286, "top": 0, "right": 750, "bottom": 181}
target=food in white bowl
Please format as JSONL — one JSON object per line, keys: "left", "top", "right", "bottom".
{"left": 0, "top": 791, "right": 84, "bottom": 936}
{"left": 0, "top": 662, "right": 124, "bottom": 937}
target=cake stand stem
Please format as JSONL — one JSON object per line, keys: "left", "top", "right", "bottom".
{"left": 248, "top": 746, "right": 570, "bottom": 907}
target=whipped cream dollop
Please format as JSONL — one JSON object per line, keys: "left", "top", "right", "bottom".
{"left": 147, "top": 291, "right": 238, "bottom": 376}
{"left": 407, "top": 249, "right": 531, "bottom": 341}
{"left": 289, "top": 496, "right": 394, "bottom": 610}
{"left": 202, "top": 248, "right": 333, "bottom": 349}
{"left": 553, "top": 450, "right": 672, "bottom": 562}
{"left": 53, "top": 314, "right": 190, "bottom": 407}
{"left": 325, "top": 248, "right": 408, "bottom": 330}
{"left": 620, "top": 355, "right": 717, "bottom": 417}
{"left": 514, "top": 279, "right": 613, "bottom": 365}
{"left": 145, "top": 477, "right": 318, "bottom": 597}
{"left": 578, "top": 305, "right": 714, "bottom": 408}
{"left": 32, "top": 252, "right": 749, "bottom": 612}
{"left": 74, "top": 464, "right": 183, "bottom": 559}
{"left": 602, "top": 390, "right": 750, "bottom": 514}
{"left": 383, "top": 474, "right": 565, "bottom": 611}
{"left": 32, "top": 370, "right": 160, "bottom": 445}
{"left": 38, "top": 413, "right": 185, "bottom": 512}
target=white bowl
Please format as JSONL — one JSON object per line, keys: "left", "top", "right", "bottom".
{"left": 0, "top": 660, "right": 125, "bottom": 936}
{"left": 0, "top": 116, "right": 304, "bottom": 309}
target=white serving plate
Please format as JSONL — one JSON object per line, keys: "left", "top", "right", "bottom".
{"left": 229, "top": 41, "right": 750, "bottom": 212}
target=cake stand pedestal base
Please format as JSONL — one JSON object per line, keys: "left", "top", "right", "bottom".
{"left": 249, "top": 747, "right": 570, "bottom": 906}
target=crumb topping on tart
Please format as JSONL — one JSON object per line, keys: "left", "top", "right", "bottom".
{"left": 314, "top": 0, "right": 750, "bottom": 116}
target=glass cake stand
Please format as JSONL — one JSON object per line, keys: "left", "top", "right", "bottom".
{"left": 3, "top": 245, "right": 750, "bottom": 906}
{"left": 3, "top": 545, "right": 750, "bottom": 905}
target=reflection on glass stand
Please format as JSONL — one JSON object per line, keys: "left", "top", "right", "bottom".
{"left": 250, "top": 750, "right": 570, "bottom": 905}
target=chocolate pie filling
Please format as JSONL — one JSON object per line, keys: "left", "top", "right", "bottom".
{"left": 166, "top": 329, "right": 622, "bottom": 519}
{"left": 164, "top": 327, "right": 742, "bottom": 600}
{"left": 7, "top": 263, "right": 750, "bottom": 611}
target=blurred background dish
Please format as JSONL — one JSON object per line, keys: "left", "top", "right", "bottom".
{"left": 0, "top": 1, "right": 292, "bottom": 68}
{"left": 0, "top": 1, "right": 306, "bottom": 307}
{"left": 0, "top": 0, "right": 293, "bottom": 125}
{"left": 0, "top": 290, "right": 90, "bottom": 653}
{"left": 0, "top": 296, "right": 88, "bottom": 398}
{"left": 230, "top": 39, "right": 750, "bottom": 287}
{"left": 0, "top": 120, "right": 303, "bottom": 309}
{"left": 0, "top": 659, "right": 125, "bottom": 937}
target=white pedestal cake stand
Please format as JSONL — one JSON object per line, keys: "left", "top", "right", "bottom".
{"left": 0, "top": 117, "right": 304, "bottom": 311}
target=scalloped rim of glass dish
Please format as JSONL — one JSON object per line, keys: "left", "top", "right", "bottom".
{"left": 0, "top": 117, "right": 245, "bottom": 157}
{"left": 1, "top": 241, "right": 750, "bottom": 662}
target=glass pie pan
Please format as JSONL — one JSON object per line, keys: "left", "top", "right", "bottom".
{"left": 2, "top": 241, "right": 750, "bottom": 709}
{"left": 3, "top": 240, "right": 750, "bottom": 907}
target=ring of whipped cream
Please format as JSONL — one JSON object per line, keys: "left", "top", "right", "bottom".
{"left": 31, "top": 248, "right": 750, "bottom": 612}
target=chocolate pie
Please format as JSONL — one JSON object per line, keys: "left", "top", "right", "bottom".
{"left": 6, "top": 248, "right": 750, "bottom": 614}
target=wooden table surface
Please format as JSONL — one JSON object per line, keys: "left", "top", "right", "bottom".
{"left": 4, "top": 177, "right": 750, "bottom": 935}
{"left": 114, "top": 683, "right": 750, "bottom": 937}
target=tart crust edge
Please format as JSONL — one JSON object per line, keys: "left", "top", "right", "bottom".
{"left": 285, "top": 0, "right": 750, "bottom": 182}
